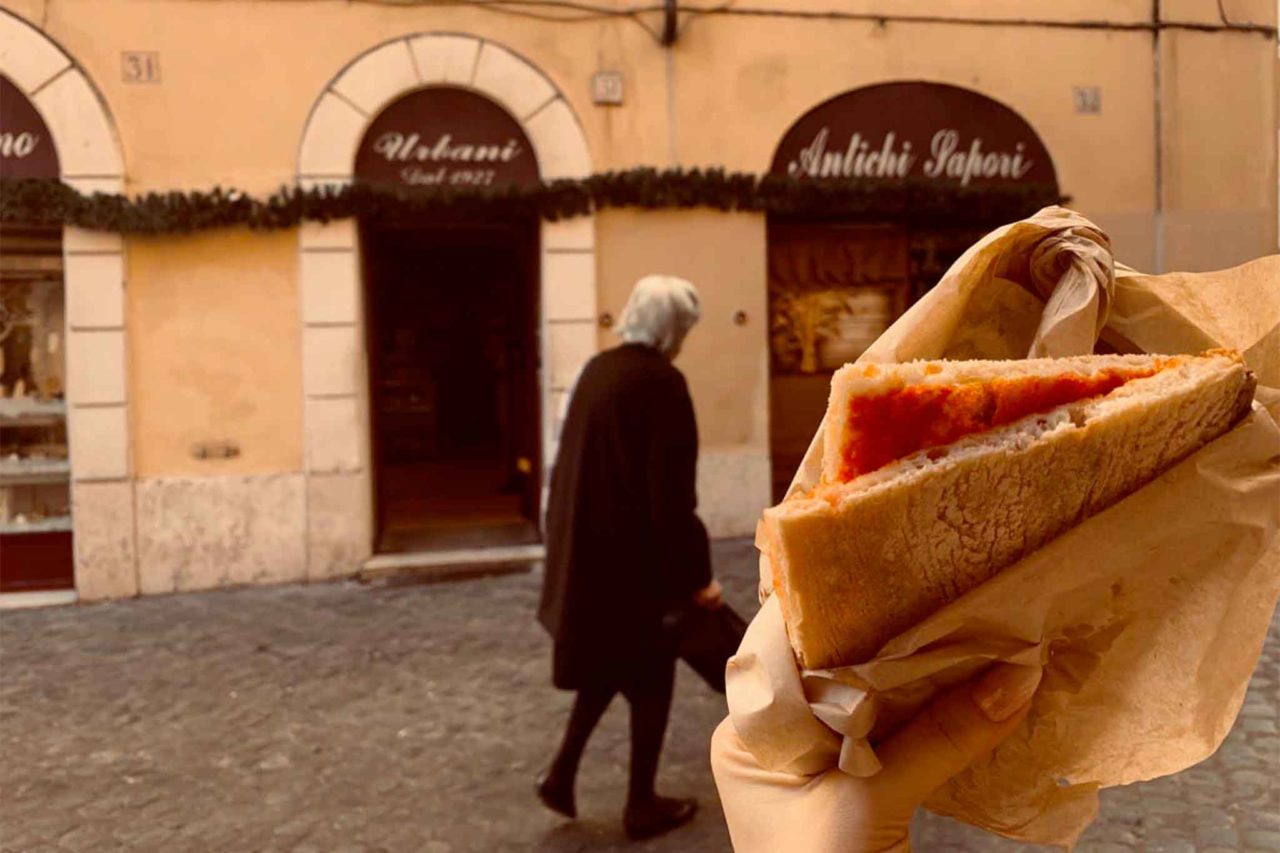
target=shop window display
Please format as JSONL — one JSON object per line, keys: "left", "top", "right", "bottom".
{"left": 0, "top": 225, "right": 73, "bottom": 590}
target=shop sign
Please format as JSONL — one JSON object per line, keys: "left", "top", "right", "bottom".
{"left": 0, "top": 75, "right": 59, "bottom": 179}
{"left": 355, "top": 86, "right": 538, "bottom": 188}
{"left": 772, "top": 82, "right": 1055, "bottom": 187}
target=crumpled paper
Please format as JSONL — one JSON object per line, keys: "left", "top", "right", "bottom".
{"left": 727, "top": 206, "right": 1280, "bottom": 847}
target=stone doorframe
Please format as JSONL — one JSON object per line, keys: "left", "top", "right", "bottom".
{"left": 295, "top": 33, "right": 598, "bottom": 577}
{"left": 1, "top": 10, "right": 137, "bottom": 600}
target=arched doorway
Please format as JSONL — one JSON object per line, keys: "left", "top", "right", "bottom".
{"left": 295, "top": 34, "right": 596, "bottom": 575}
{"left": 356, "top": 87, "right": 543, "bottom": 552}
{"left": 766, "top": 82, "right": 1059, "bottom": 501}
{"left": 0, "top": 9, "right": 131, "bottom": 603}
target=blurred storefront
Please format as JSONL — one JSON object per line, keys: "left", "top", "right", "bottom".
{"left": 765, "top": 82, "right": 1060, "bottom": 500}
{"left": 0, "top": 1, "right": 1275, "bottom": 601}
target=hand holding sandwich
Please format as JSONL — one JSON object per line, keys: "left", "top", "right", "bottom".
{"left": 712, "top": 663, "right": 1043, "bottom": 852}
{"left": 693, "top": 578, "right": 723, "bottom": 610}
{"left": 720, "top": 348, "right": 1256, "bottom": 848}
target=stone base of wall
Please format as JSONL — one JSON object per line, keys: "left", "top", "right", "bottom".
{"left": 72, "top": 481, "right": 138, "bottom": 601}
{"left": 136, "top": 474, "right": 307, "bottom": 594}
{"left": 697, "top": 447, "right": 771, "bottom": 539}
{"left": 83, "top": 451, "right": 764, "bottom": 600}
{"left": 306, "top": 471, "right": 373, "bottom": 580}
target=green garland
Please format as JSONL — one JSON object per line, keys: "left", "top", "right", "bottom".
{"left": 0, "top": 169, "right": 1064, "bottom": 235}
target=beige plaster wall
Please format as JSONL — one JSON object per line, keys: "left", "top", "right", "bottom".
{"left": 594, "top": 209, "right": 769, "bottom": 450}
{"left": 22, "top": 0, "right": 658, "bottom": 193}
{"left": 4, "top": 0, "right": 1276, "bottom": 482}
{"left": 2, "top": 0, "right": 1275, "bottom": 597}
{"left": 128, "top": 230, "right": 302, "bottom": 476}
{"left": 1160, "top": 27, "right": 1278, "bottom": 271}
{"left": 669, "top": 14, "right": 1163, "bottom": 270}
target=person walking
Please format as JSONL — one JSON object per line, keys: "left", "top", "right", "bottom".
{"left": 536, "top": 274, "right": 722, "bottom": 841}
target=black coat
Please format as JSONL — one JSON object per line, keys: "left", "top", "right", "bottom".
{"left": 538, "top": 343, "right": 712, "bottom": 689}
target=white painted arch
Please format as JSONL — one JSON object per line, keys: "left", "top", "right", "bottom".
{"left": 0, "top": 10, "right": 137, "bottom": 600}
{"left": 295, "top": 33, "right": 598, "bottom": 576}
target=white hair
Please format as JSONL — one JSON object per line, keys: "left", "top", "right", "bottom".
{"left": 616, "top": 274, "right": 701, "bottom": 356}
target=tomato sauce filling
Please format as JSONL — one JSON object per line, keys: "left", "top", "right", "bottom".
{"left": 838, "top": 367, "right": 1160, "bottom": 482}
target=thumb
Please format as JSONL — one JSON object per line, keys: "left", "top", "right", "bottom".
{"left": 875, "top": 663, "right": 1042, "bottom": 805}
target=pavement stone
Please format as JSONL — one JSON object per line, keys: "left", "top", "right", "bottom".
{"left": 0, "top": 539, "right": 1277, "bottom": 851}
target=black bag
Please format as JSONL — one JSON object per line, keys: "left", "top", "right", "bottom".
{"left": 662, "top": 603, "right": 748, "bottom": 693}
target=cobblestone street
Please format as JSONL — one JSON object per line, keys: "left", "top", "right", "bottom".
{"left": 2, "top": 539, "right": 1277, "bottom": 852}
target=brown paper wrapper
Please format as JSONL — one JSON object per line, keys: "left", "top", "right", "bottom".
{"left": 727, "top": 207, "right": 1280, "bottom": 847}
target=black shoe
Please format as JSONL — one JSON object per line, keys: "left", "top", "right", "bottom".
{"left": 623, "top": 796, "right": 698, "bottom": 841}
{"left": 536, "top": 772, "right": 577, "bottom": 819}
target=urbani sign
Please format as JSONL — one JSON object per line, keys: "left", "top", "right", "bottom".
{"left": 355, "top": 86, "right": 539, "bottom": 188}
{"left": 771, "top": 82, "right": 1057, "bottom": 189}
{"left": 0, "top": 74, "right": 59, "bottom": 180}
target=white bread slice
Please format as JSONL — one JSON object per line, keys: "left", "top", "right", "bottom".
{"left": 764, "top": 349, "right": 1255, "bottom": 670}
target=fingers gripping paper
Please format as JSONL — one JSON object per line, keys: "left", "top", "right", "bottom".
{"left": 727, "top": 206, "right": 1280, "bottom": 847}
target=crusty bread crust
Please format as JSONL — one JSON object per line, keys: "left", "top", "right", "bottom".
{"left": 767, "top": 350, "right": 1254, "bottom": 670}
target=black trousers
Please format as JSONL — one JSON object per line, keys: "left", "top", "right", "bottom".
{"left": 550, "top": 651, "right": 677, "bottom": 805}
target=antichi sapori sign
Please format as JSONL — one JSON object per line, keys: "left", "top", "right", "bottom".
{"left": 772, "top": 82, "right": 1056, "bottom": 188}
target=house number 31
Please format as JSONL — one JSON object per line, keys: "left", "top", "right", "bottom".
{"left": 122, "top": 52, "right": 160, "bottom": 84}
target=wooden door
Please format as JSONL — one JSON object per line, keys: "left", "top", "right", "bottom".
{"left": 360, "top": 217, "right": 541, "bottom": 552}
{"left": 766, "top": 222, "right": 910, "bottom": 502}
